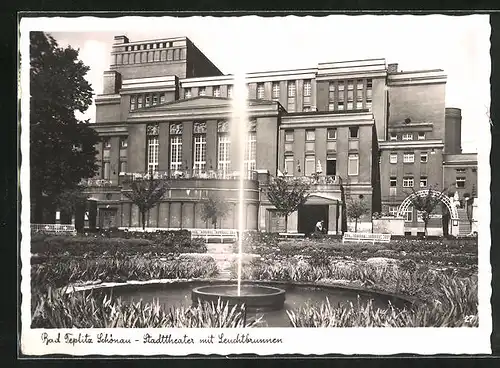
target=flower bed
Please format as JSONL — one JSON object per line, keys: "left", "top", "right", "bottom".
{"left": 31, "top": 255, "right": 219, "bottom": 291}
{"left": 241, "top": 237, "right": 478, "bottom": 268}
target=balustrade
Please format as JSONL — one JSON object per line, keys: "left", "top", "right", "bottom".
{"left": 80, "top": 170, "right": 258, "bottom": 188}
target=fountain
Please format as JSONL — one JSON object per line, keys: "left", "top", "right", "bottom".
{"left": 190, "top": 70, "right": 287, "bottom": 311}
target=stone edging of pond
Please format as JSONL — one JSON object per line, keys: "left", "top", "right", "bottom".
{"left": 63, "top": 277, "right": 422, "bottom": 308}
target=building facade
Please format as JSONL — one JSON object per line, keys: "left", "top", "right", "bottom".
{"left": 81, "top": 35, "right": 477, "bottom": 235}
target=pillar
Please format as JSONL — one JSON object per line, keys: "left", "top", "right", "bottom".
{"left": 328, "top": 204, "right": 337, "bottom": 235}
{"left": 287, "top": 210, "right": 298, "bottom": 233}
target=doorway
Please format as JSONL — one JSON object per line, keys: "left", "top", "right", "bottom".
{"left": 99, "top": 208, "right": 118, "bottom": 229}
{"left": 298, "top": 205, "right": 329, "bottom": 235}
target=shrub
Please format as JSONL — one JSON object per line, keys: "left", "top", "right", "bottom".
{"left": 31, "top": 287, "right": 262, "bottom": 328}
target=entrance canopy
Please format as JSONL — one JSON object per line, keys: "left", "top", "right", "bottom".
{"left": 304, "top": 193, "right": 341, "bottom": 205}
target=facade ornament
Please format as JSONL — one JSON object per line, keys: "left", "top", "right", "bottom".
{"left": 217, "top": 120, "right": 229, "bottom": 133}
{"left": 193, "top": 121, "right": 207, "bottom": 134}
{"left": 146, "top": 123, "right": 159, "bottom": 136}
{"left": 170, "top": 122, "right": 183, "bottom": 135}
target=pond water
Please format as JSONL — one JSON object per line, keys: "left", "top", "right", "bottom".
{"left": 98, "top": 281, "right": 408, "bottom": 327}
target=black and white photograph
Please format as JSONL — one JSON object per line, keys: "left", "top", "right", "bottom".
{"left": 20, "top": 14, "right": 491, "bottom": 355}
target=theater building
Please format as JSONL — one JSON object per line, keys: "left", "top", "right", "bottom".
{"left": 81, "top": 35, "right": 477, "bottom": 235}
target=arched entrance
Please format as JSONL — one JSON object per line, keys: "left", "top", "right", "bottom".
{"left": 396, "top": 190, "right": 459, "bottom": 236}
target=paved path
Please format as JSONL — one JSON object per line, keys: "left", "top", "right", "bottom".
{"left": 205, "top": 242, "right": 259, "bottom": 280}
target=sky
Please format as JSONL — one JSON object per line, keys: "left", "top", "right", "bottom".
{"left": 35, "top": 15, "right": 490, "bottom": 153}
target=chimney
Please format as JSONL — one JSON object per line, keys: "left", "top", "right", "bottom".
{"left": 387, "top": 63, "right": 398, "bottom": 73}
{"left": 113, "top": 35, "right": 129, "bottom": 44}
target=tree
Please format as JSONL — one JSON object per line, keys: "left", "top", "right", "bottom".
{"left": 122, "top": 174, "right": 169, "bottom": 230}
{"left": 346, "top": 197, "right": 370, "bottom": 232}
{"left": 200, "top": 194, "right": 230, "bottom": 229}
{"left": 30, "top": 31, "right": 99, "bottom": 223}
{"left": 266, "top": 177, "right": 310, "bottom": 232}
{"left": 407, "top": 187, "right": 447, "bottom": 237}
{"left": 54, "top": 186, "right": 88, "bottom": 228}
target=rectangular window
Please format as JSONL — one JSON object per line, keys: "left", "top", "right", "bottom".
{"left": 193, "top": 135, "right": 207, "bottom": 172}
{"left": 347, "top": 102, "right": 354, "bottom": 110}
{"left": 348, "top": 154, "right": 359, "bottom": 176}
{"left": 103, "top": 138, "right": 111, "bottom": 149}
{"left": 402, "top": 133, "right": 413, "bottom": 141}
{"left": 456, "top": 168, "right": 466, "bottom": 173}
{"left": 272, "top": 83, "right": 280, "bottom": 100}
{"left": 170, "top": 135, "right": 183, "bottom": 171}
{"left": 306, "top": 129, "right": 316, "bottom": 141}
{"left": 184, "top": 88, "right": 192, "bottom": 99}
{"left": 349, "top": 127, "right": 359, "bottom": 139}
{"left": 120, "top": 137, "right": 128, "bottom": 148}
{"left": 160, "top": 93, "right": 166, "bottom": 104}
{"left": 305, "top": 129, "right": 315, "bottom": 151}
{"left": 217, "top": 134, "right": 231, "bottom": 177}
{"left": 303, "top": 80, "right": 311, "bottom": 97}
{"left": 356, "top": 79, "right": 364, "bottom": 91}
{"left": 337, "top": 102, "right": 345, "bottom": 110}
{"left": 305, "top": 156, "right": 315, "bottom": 176}
{"left": 152, "top": 94, "right": 159, "bottom": 106}
{"left": 288, "top": 82, "right": 296, "bottom": 97}
{"left": 418, "top": 132, "right": 426, "bottom": 140}
{"left": 257, "top": 83, "right": 265, "bottom": 99}
{"left": 390, "top": 132, "right": 397, "bottom": 141}
{"left": 327, "top": 128, "right": 337, "bottom": 140}
{"left": 403, "top": 153, "right": 415, "bottom": 163}
{"left": 390, "top": 177, "right": 397, "bottom": 187}
{"left": 145, "top": 95, "right": 151, "bottom": 107}
{"left": 119, "top": 161, "right": 127, "bottom": 174}
{"left": 213, "top": 86, "right": 221, "bottom": 97}
{"left": 328, "top": 103, "right": 335, "bottom": 111}
{"left": 356, "top": 101, "right": 363, "bottom": 109}
{"left": 389, "top": 153, "right": 398, "bottom": 164}
{"left": 285, "top": 130, "right": 294, "bottom": 152}
{"left": 367, "top": 79, "right": 373, "bottom": 89}
{"left": 347, "top": 80, "right": 354, "bottom": 90}
{"left": 137, "top": 95, "right": 143, "bottom": 108}
{"left": 405, "top": 206, "right": 413, "bottom": 222}
{"left": 420, "top": 152, "right": 428, "bottom": 163}
{"left": 326, "top": 157, "right": 336, "bottom": 175}
{"left": 456, "top": 176, "right": 466, "bottom": 188}
{"left": 103, "top": 162, "right": 110, "bottom": 180}
{"left": 403, "top": 177, "right": 414, "bottom": 188}
{"left": 244, "top": 132, "right": 257, "bottom": 175}
{"left": 147, "top": 136, "right": 159, "bottom": 173}
{"left": 303, "top": 106, "right": 311, "bottom": 112}
{"left": 329, "top": 84, "right": 335, "bottom": 104}
{"left": 227, "top": 85, "right": 233, "bottom": 98}
{"left": 284, "top": 156, "right": 294, "bottom": 176}
{"left": 347, "top": 90, "right": 354, "bottom": 102}
{"left": 389, "top": 206, "right": 398, "bottom": 217}
{"left": 198, "top": 87, "right": 206, "bottom": 96}
{"left": 338, "top": 81, "right": 345, "bottom": 91}
{"left": 130, "top": 96, "right": 136, "bottom": 111}
{"left": 420, "top": 176, "right": 428, "bottom": 188}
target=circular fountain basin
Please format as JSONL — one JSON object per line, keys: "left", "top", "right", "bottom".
{"left": 86, "top": 280, "right": 417, "bottom": 327}
{"left": 191, "top": 284, "right": 286, "bottom": 312}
